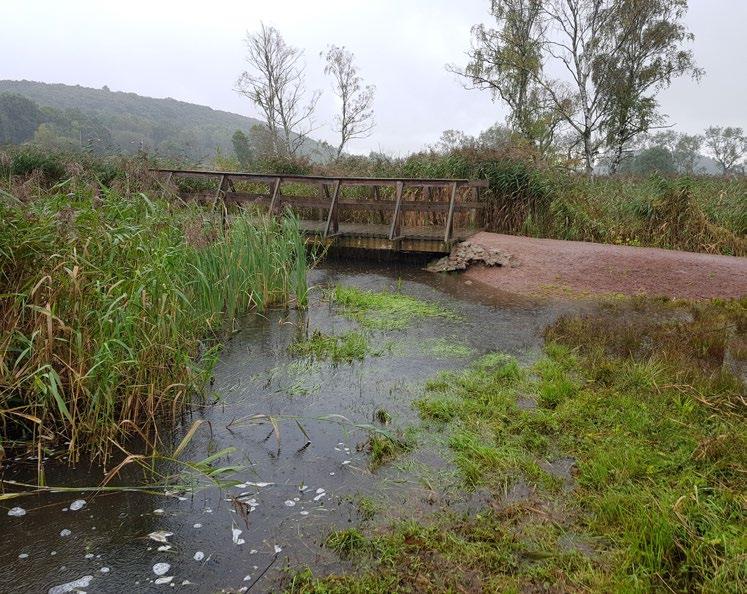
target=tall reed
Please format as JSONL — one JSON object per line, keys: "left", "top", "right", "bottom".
{"left": 0, "top": 186, "right": 307, "bottom": 458}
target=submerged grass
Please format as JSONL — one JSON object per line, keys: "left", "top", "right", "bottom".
{"left": 0, "top": 185, "right": 307, "bottom": 458}
{"left": 289, "top": 330, "right": 369, "bottom": 363}
{"left": 330, "top": 285, "right": 457, "bottom": 330}
{"left": 290, "top": 298, "right": 746, "bottom": 593}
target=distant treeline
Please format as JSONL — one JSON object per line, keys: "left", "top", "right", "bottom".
{"left": 0, "top": 80, "right": 334, "bottom": 163}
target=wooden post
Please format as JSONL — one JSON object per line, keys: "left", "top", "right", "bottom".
{"left": 444, "top": 182, "right": 458, "bottom": 243}
{"left": 324, "top": 180, "right": 341, "bottom": 237}
{"left": 372, "top": 185, "right": 383, "bottom": 224}
{"left": 268, "top": 177, "right": 281, "bottom": 213}
{"left": 319, "top": 182, "right": 329, "bottom": 222}
{"left": 389, "top": 181, "right": 404, "bottom": 240}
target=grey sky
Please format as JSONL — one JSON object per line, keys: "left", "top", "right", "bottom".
{"left": 3, "top": 0, "right": 745, "bottom": 154}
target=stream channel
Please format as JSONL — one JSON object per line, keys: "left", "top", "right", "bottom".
{"left": 1, "top": 260, "right": 587, "bottom": 593}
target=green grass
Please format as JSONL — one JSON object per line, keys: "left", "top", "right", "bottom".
{"left": 289, "top": 330, "right": 369, "bottom": 363}
{"left": 289, "top": 298, "right": 746, "bottom": 593}
{"left": 422, "top": 337, "right": 475, "bottom": 359}
{"left": 330, "top": 285, "right": 458, "bottom": 330}
{"left": 365, "top": 430, "right": 415, "bottom": 470}
{"left": 0, "top": 184, "right": 307, "bottom": 458}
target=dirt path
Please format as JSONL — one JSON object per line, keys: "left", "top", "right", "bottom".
{"left": 463, "top": 232, "right": 747, "bottom": 300}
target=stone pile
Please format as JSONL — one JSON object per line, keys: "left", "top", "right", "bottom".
{"left": 426, "top": 241, "right": 518, "bottom": 273}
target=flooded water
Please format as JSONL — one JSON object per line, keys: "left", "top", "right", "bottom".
{"left": 1, "top": 261, "right": 584, "bottom": 593}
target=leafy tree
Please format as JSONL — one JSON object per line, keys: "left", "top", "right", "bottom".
{"left": 621, "top": 145, "right": 677, "bottom": 175}
{"left": 452, "top": 0, "right": 559, "bottom": 152}
{"left": 0, "top": 93, "right": 42, "bottom": 144}
{"left": 672, "top": 133, "right": 703, "bottom": 174}
{"left": 704, "top": 126, "right": 746, "bottom": 174}
{"left": 435, "top": 129, "right": 475, "bottom": 153}
{"left": 235, "top": 24, "right": 320, "bottom": 157}
{"left": 456, "top": 0, "right": 699, "bottom": 175}
{"left": 324, "top": 45, "right": 375, "bottom": 158}
{"left": 232, "top": 130, "right": 253, "bottom": 168}
{"left": 600, "top": 0, "right": 701, "bottom": 173}
{"left": 647, "top": 130, "right": 703, "bottom": 174}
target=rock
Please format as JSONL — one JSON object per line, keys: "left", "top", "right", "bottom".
{"left": 426, "top": 241, "right": 518, "bottom": 273}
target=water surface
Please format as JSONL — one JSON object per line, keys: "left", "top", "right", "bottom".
{"left": 1, "top": 261, "right": 583, "bottom": 593}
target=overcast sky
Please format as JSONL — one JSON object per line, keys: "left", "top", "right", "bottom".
{"left": 3, "top": 0, "right": 745, "bottom": 154}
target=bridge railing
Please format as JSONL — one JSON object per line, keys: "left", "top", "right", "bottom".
{"left": 151, "top": 169, "right": 488, "bottom": 244}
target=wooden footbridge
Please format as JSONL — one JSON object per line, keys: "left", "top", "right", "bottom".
{"left": 153, "top": 169, "right": 489, "bottom": 253}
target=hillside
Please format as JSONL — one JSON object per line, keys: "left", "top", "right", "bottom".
{"left": 0, "top": 80, "right": 333, "bottom": 163}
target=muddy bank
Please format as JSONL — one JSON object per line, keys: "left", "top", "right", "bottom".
{"left": 461, "top": 232, "right": 747, "bottom": 300}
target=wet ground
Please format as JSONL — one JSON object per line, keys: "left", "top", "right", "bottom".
{"left": 0, "top": 261, "right": 585, "bottom": 593}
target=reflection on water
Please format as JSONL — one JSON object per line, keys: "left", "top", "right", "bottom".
{"left": 0, "top": 261, "right": 584, "bottom": 593}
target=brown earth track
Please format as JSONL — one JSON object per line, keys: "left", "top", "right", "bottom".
{"left": 463, "top": 232, "right": 747, "bottom": 300}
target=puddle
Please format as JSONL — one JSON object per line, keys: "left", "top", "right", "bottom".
{"left": 0, "top": 260, "right": 585, "bottom": 593}
{"left": 540, "top": 457, "right": 578, "bottom": 491}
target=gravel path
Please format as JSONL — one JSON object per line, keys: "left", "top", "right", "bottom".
{"left": 463, "top": 232, "right": 747, "bottom": 300}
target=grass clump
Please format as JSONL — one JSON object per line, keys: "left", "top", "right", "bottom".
{"left": 289, "top": 330, "right": 368, "bottom": 363}
{"left": 325, "top": 528, "right": 369, "bottom": 558}
{"left": 0, "top": 186, "right": 307, "bottom": 457}
{"left": 423, "top": 337, "right": 475, "bottom": 359}
{"left": 330, "top": 285, "right": 457, "bottom": 330}
{"left": 300, "top": 298, "right": 745, "bottom": 593}
{"left": 362, "top": 429, "right": 415, "bottom": 470}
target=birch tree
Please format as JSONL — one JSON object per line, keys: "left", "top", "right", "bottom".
{"left": 324, "top": 45, "right": 375, "bottom": 158}
{"left": 456, "top": 0, "right": 699, "bottom": 175}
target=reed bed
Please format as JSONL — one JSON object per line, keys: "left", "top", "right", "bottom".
{"left": 0, "top": 183, "right": 308, "bottom": 459}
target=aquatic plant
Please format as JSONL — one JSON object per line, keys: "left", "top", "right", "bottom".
{"left": 0, "top": 186, "right": 307, "bottom": 458}
{"left": 289, "top": 330, "right": 369, "bottom": 363}
{"left": 330, "top": 285, "right": 457, "bottom": 330}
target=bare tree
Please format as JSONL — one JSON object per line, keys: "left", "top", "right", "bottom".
{"left": 324, "top": 45, "right": 375, "bottom": 157}
{"left": 236, "top": 24, "right": 320, "bottom": 157}
{"left": 704, "top": 126, "right": 746, "bottom": 174}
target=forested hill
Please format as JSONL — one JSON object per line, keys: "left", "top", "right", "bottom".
{"left": 0, "top": 80, "right": 332, "bottom": 163}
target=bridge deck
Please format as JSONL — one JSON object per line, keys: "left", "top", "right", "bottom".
{"left": 152, "top": 169, "right": 488, "bottom": 254}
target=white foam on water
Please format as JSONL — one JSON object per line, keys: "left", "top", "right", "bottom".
{"left": 232, "top": 527, "right": 245, "bottom": 545}
{"left": 152, "top": 562, "right": 170, "bottom": 576}
{"left": 7, "top": 507, "right": 26, "bottom": 517}
{"left": 148, "top": 531, "right": 173, "bottom": 543}
{"left": 69, "top": 499, "right": 86, "bottom": 511}
{"left": 48, "top": 575, "right": 94, "bottom": 594}
{"left": 154, "top": 576, "right": 173, "bottom": 585}
{"left": 60, "top": 529, "right": 71, "bottom": 537}
{"left": 193, "top": 551, "right": 204, "bottom": 561}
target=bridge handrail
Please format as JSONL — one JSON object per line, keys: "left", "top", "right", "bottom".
{"left": 152, "top": 168, "right": 487, "bottom": 243}
{"left": 150, "top": 168, "right": 489, "bottom": 188}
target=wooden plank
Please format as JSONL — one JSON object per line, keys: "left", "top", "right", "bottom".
{"left": 388, "top": 181, "right": 404, "bottom": 240}
{"left": 323, "top": 180, "right": 342, "bottom": 238}
{"left": 444, "top": 182, "right": 458, "bottom": 243}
